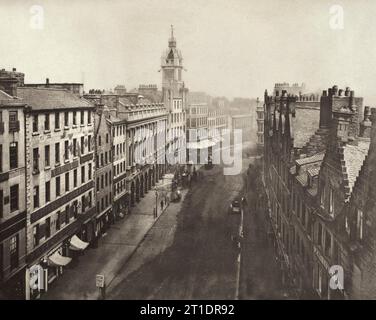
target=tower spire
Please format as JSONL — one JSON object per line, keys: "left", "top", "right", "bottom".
{"left": 168, "top": 25, "right": 176, "bottom": 48}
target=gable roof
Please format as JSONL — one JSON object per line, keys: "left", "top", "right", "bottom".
{"left": 343, "top": 142, "right": 370, "bottom": 195}
{"left": 17, "top": 87, "right": 93, "bottom": 110}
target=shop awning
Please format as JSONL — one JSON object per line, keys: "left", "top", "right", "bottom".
{"left": 69, "top": 235, "right": 89, "bottom": 251}
{"left": 187, "top": 139, "right": 216, "bottom": 150}
{"left": 48, "top": 251, "right": 72, "bottom": 267}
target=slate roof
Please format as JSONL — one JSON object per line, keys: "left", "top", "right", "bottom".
{"left": 343, "top": 142, "right": 370, "bottom": 194}
{"left": 17, "top": 87, "right": 92, "bottom": 110}
{"left": 296, "top": 152, "right": 325, "bottom": 166}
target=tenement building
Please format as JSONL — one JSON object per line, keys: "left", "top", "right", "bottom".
{"left": 263, "top": 84, "right": 376, "bottom": 299}
{"left": 256, "top": 97, "right": 264, "bottom": 152}
{"left": 17, "top": 87, "right": 96, "bottom": 299}
{"left": 0, "top": 87, "right": 27, "bottom": 299}
{"left": 94, "top": 106, "right": 114, "bottom": 239}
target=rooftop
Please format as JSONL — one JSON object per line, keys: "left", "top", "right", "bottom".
{"left": 17, "top": 87, "right": 93, "bottom": 110}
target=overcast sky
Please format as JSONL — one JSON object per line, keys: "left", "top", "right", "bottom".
{"left": 1, "top": 0, "right": 376, "bottom": 103}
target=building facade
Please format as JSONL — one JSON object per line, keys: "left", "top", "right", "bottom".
{"left": 0, "top": 88, "right": 27, "bottom": 299}
{"left": 94, "top": 107, "right": 114, "bottom": 240}
{"left": 262, "top": 84, "right": 376, "bottom": 299}
{"left": 256, "top": 97, "right": 264, "bottom": 152}
{"left": 17, "top": 87, "right": 96, "bottom": 299}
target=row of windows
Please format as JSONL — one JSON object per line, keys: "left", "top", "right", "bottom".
{"left": 96, "top": 151, "right": 112, "bottom": 169}
{"left": 115, "top": 160, "right": 127, "bottom": 176}
{"left": 115, "top": 178, "right": 127, "bottom": 196}
{"left": 96, "top": 171, "right": 112, "bottom": 192}
{"left": 32, "top": 137, "right": 92, "bottom": 172}
{"left": 33, "top": 164, "right": 92, "bottom": 209}
{"left": 97, "top": 193, "right": 111, "bottom": 213}
{"left": 33, "top": 191, "right": 92, "bottom": 248}
{"left": 32, "top": 111, "right": 92, "bottom": 133}
{"left": 171, "top": 113, "right": 185, "bottom": 124}
{"left": 113, "top": 125, "right": 126, "bottom": 138}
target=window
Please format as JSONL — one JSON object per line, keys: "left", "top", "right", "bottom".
{"left": 81, "top": 195, "right": 86, "bottom": 212}
{"left": 9, "top": 111, "right": 18, "bottom": 132}
{"left": 33, "top": 148, "right": 39, "bottom": 173}
{"left": 32, "top": 115, "right": 38, "bottom": 133}
{"left": 9, "top": 235, "right": 19, "bottom": 270}
{"left": 73, "top": 169, "right": 77, "bottom": 188}
{"left": 80, "top": 111, "right": 84, "bottom": 125}
{"left": 88, "top": 135, "right": 92, "bottom": 152}
{"left": 9, "top": 142, "right": 18, "bottom": 169}
{"left": 44, "top": 113, "right": 50, "bottom": 131}
{"left": 73, "top": 200, "right": 78, "bottom": 219}
{"left": 106, "top": 133, "right": 109, "bottom": 143}
{"left": 45, "top": 181, "right": 50, "bottom": 203}
{"left": 33, "top": 224, "right": 40, "bottom": 247}
{"left": 81, "top": 137, "right": 85, "bottom": 155}
{"left": 55, "top": 112, "right": 60, "bottom": 129}
{"left": 33, "top": 185, "right": 39, "bottom": 208}
{"left": 73, "top": 111, "right": 77, "bottom": 125}
{"left": 56, "top": 211, "right": 61, "bottom": 231}
{"left": 45, "top": 145, "right": 50, "bottom": 167}
{"left": 56, "top": 176, "right": 61, "bottom": 197}
{"left": 64, "top": 141, "right": 69, "bottom": 161}
{"left": 96, "top": 177, "right": 100, "bottom": 191}
{"left": 317, "top": 223, "right": 323, "bottom": 248}
{"left": 88, "top": 163, "right": 92, "bottom": 180}
{"left": 81, "top": 166, "right": 85, "bottom": 184}
{"left": 324, "top": 231, "right": 331, "bottom": 257}
{"left": 357, "top": 209, "right": 364, "bottom": 241}
{"left": 88, "top": 111, "right": 92, "bottom": 124}
{"left": 0, "top": 144, "right": 2, "bottom": 172}
{"left": 329, "top": 188, "right": 334, "bottom": 216}
{"left": 65, "top": 172, "right": 70, "bottom": 192}
{"left": 65, "top": 205, "right": 70, "bottom": 224}
{"left": 64, "top": 112, "right": 69, "bottom": 127}
{"left": 73, "top": 139, "right": 77, "bottom": 157}
{"left": 45, "top": 217, "right": 51, "bottom": 239}
{"left": 98, "top": 136, "right": 101, "bottom": 146}
{"left": 10, "top": 184, "right": 19, "bottom": 212}
{"left": 55, "top": 142, "right": 60, "bottom": 164}
{"left": 0, "top": 190, "right": 3, "bottom": 218}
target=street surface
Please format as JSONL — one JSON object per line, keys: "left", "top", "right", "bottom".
{"left": 108, "top": 145, "right": 286, "bottom": 299}
{"left": 43, "top": 143, "right": 286, "bottom": 300}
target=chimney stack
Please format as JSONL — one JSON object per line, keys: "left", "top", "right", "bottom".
{"left": 46, "top": 78, "right": 50, "bottom": 87}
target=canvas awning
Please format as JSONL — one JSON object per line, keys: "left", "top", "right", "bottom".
{"left": 187, "top": 139, "right": 216, "bottom": 150}
{"left": 48, "top": 251, "right": 72, "bottom": 267}
{"left": 69, "top": 235, "right": 89, "bottom": 251}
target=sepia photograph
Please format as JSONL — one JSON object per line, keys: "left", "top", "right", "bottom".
{"left": 0, "top": 0, "right": 375, "bottom": 311}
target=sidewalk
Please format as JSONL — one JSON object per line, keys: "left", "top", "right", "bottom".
{"left": 42, "top": 186, "right": 186, "bottom": 300}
